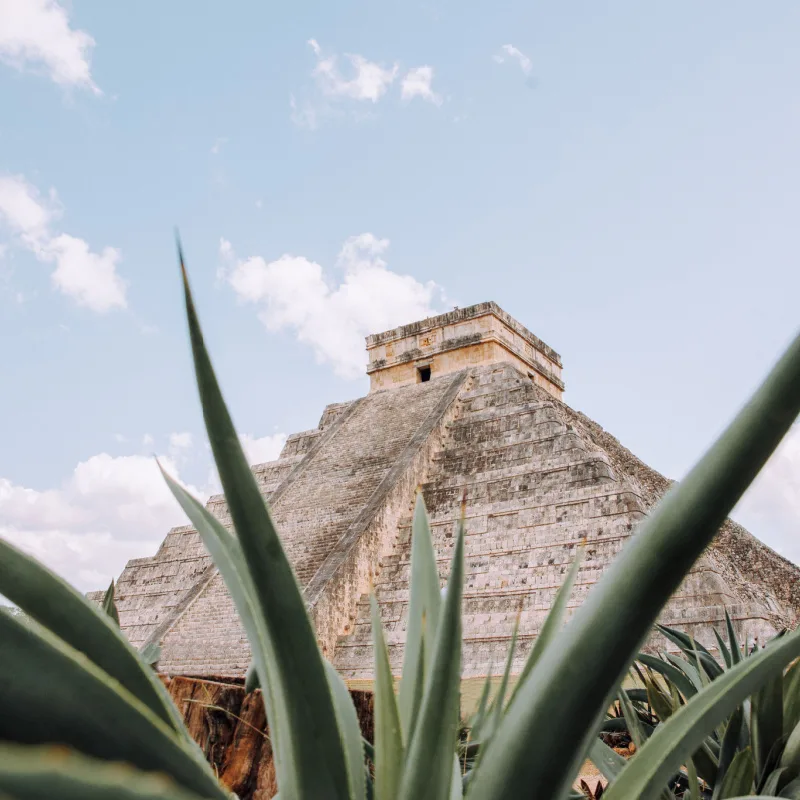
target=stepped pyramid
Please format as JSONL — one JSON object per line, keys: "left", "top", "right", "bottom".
{"left": 101, "top": 302, "right": 800, "bottom": 686}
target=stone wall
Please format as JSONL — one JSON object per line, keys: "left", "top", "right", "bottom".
{"left": 366, "top": 302, "right": 564, "bottom": 398}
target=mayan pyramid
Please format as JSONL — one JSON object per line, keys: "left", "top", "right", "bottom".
{"left": 102, "top": 302, "right": 800, "bottom": 687}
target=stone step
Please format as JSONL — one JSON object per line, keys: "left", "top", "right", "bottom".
{"left": 334, "top": 599, "right": 761, "bottom": 677}
{"left": 422, "top": 460, "right": 620, "bottom": 512}
{"left": 377, "top": 517, "right": 639, "bottom": 577}
{"left": 433, "top": 428, "right": 583, "bottom": 467}
{"left": 392, "top": 482, "right": 645, "bottom": 535}
{"left": 445, "top": 399, "right": 557, "bottom": 427}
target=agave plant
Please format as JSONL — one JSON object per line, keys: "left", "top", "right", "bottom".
{"left": 610, "top": 620, "right": 800, "bottom": 798}
{"left": 1, "top": 240, "right": 799, "bottom": 799}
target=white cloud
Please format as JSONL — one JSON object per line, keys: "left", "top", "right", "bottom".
{"left": 0, "top": 0, "right": 100, "bottom": 92}
{"left": 0, "top": 174, "right": 57, "bottom": 249}
{"left": 210, "top": 137, "right": 227, "bottom": 155}
{"left": 220, "top": 233, "right": 445, "bottom": 378}
{"left": 0, "top": 453, "right": 204, "bottom": 593}
{"left": 239, "top": 433, "right": 287, "bottom": 465}
{"left": 735, "top": 424, "right": 800, "bottom": 564}
{"left": 292, "top": 39, "right": 410, "bottom": 127}
{"left": 169, "top": 431, "right": 193, "bottom": 450}
{"left": 45, "top": 234, "right": 126, "bottom": 312}
{"left": 493, "top": 44, "right": 533, "bottom": 77}
{"left": 401, "top": 66, "right": 442, "bottom": 105}
{"left": 0, "top": 174, "right": 127, "bottom": 312}
{"left": 310, "top": 39, "right": 398, "bottom": 102}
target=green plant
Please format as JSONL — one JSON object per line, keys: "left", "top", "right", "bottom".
{"left": 1, "top": 240, "right": 799, "bottom": 799}
{"left": 612, "top": 619, "right": 800, "bottom": 798}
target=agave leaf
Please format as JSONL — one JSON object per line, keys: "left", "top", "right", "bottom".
{"left": 618, "top": 687, "right": 649, "bottom": 750}
{"left": 713, "top": 706, "right": 745, "bottom": 800}
{"left": 160, "top": 469, "right": 285, "bottom": 782}
{"left": 687, "top": 758, "right": 701, "bottom": 800}
{"left": 178, "top": 246, "right": 349, "bottom": 799}
{"left": 693, "top": 740, "right": 722, "bottom": 789}
{"left": 408, "top": 622, "right": 427, "bottom": 749}
{"left": 506, "top": 547, "right": 583, "bottom": 710}
{"left": 716, "top": 748, "right": 755, "bottom": 799}
{"left": 659, "top": 626, "right": 723, "bottom": 682}
{"left": 370, "top": 594, "right": 403, "bottom": 799}
{"left": 0, "top": 610, "right": 227, "bottom": 800}
{"left": 752, "top": 673, "right": 784, "bottom": 782}
{"left": 469, "top": 664, "right": 493, "bottom": 741}
{"left": 645, "top": 674, "right": 674, "bottom": 722}
{"left": 666, "top": 652, "right": 706, "bottom": 694}
{"left": 0, "top": 744, "right": 217, "bottom": 800}
{"left": 588, "top": 736, "right": 627, "bottom": 781}
{"left": 398, "top": 520, "right": 464, "bottom": 800}
{"left": 450, "top": 756, "right": 464, "bottom": 800}
{"left": 784, "top": 660, "right": 800, "bottom": 737}
{"left": 102, "top": 580, "right": 120, "bottom": 627}
{"left": 477, "top": 614, "right": 519, "bottom": 747}
{"left": 399, "top": 493, "right": 443, "bottom": 741}
{"left": 762, "top": 767, "right": 787, "bottom": 795}
{"left": 617, "top": 686, "right": 675, "bottom": 800}
{"left": 625, "top": 687, "right": 649, "bottom": 705}
{"left": 244, "top": 662, "right": 259, "bottom": 694}
{"left": 692, "top": 638, "right": 712, "bottom": 689}
{"left": 603, "top": 625, "right": 800, "bottom": 800}
{"left": 780, "top": 775, "right": 800, "bottom": 798}
{"left": 139, "top": 642, "right": 161, "bottom": 667}
{"left": 779, "top": 717, "right": 800, "bottom": 781}
{"left": 638, "top": 653, "right": 698, "bottom": 702}
{"left": 492, "top": 613, "right": 519, "bottom": 726}
{"left": 714, "top": 627, "right": 732, "bottom": 670}
{"left": 726, "top": 611, "right": 742, "bottom": 666}
{"left": 324, "top": 662, "right": 367, "bottom": 800}
{"left": 0, "top": 538, "right": 185, "bottom": 737}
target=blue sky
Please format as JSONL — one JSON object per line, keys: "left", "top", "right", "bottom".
{"left": 1, "top": 0, "right": 798, "bottom": 591}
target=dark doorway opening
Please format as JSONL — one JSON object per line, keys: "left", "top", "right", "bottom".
{"left": 418, "top": 366, "right": 432, "bottom": 383}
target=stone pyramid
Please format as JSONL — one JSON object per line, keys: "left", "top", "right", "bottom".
{"left": 101, "top": 302, "right": 800, "bottom": 687}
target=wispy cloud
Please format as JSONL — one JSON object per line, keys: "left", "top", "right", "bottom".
{"left": 0, "top": 0, "right": 100, "bottom": 93}
{"left": 0, "top": 174, "right": 126, "bottom": 312}
{"left": 493, "top": 44, "right": 533, "bottom": 77}
{"left": 291, "top": 40, "right": 442, "bottom": 127}
{"left": 309, "top": 38, "right": 398, "bottom": 102}
{"left": 401, "top": 66, "right": 442, "bottom": 105}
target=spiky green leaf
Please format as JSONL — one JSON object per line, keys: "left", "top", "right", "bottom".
{"left": 603, "top": 625, "right": 800, "bottom": 800}
{"left": 398, "top": 521, "right": 464, "bottom": 800}
{"left": 324, "top": 663, "right": 367, "bottom": 800}
{"left": 177, "top": 245, "right": 349, "bottom": 799}
{"left": 0, "top": 538, "right": 185, "bottom": 737}
{"left": 399, "top": 492, "right": 443, "bottom": 741}
{"left": 716, "top": 748, "right": 755, "bottom": 799}
{"left": 752, "top": 674, "right": 784, "bottom": 782}
{"left": 370, "top": 594, "right": 403, "bottom": 799}
{"left": 0, "top": 744, "right": 217, "bottom": 800}
{"left": 102, "top": 580, "right": 120, "bottom": 627}
{"left": 0, "top": 610, "right": 226, "bottom": 800}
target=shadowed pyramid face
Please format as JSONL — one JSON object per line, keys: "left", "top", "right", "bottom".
{"left": 97, "top": 304, "right": 797, "bottom": 685}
